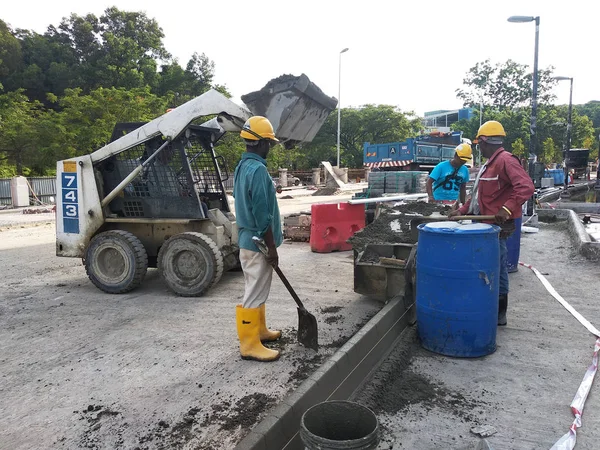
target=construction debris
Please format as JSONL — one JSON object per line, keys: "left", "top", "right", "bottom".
{"left": 22, "top": 206, "right": 56, "bottom": 214}
{"left": 284, "top": 214, "right": 311, "bottom": 242}
{"left": 470, "top": 425, "right": 498, "bottom": 438}
{"left": 312, "top": 187, "right": 339, "bottom": 196}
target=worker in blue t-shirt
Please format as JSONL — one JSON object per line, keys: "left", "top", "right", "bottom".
{"left": 426, "top": 143, "right": 472, "bottom": 206}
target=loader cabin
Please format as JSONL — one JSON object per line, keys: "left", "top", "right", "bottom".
{"left": 99, "top": 122, "right": 231, "bottom": 220}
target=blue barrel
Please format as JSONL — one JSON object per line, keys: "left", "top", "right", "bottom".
{"left": 506, "top": 217, "right": 522, "bottom": 273}
{"left": 416, "top": 222, "right": 500, "bottom": 357}
{"left": 544, "top": 169, "right": 565, "bottom": 185}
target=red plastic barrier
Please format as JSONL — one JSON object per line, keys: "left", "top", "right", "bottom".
{"left": 310, "top": 202, "right": 365, "bottom": 253}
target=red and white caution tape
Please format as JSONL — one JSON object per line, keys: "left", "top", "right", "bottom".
{"left": 519, "top": 261, "right": 600, "bottom": 450}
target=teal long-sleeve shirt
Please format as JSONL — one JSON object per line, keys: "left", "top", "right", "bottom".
{"left": 233, "top": 152, "right": 283, "bottom": 252}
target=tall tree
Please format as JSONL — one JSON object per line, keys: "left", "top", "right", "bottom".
{"left": 56, "top": 86, "right": 172, "bottom": 155}
{"left": 456, "top": 59, "right": 557, "bottom": 109}
{"left": 0, "top": 8, "right": 220, "bottom": 104}
{"left": 0, "top": 90, "right": 45, "bottom": 174}
{"left": 0, "top": 20, "right": 22, "bottom": 81}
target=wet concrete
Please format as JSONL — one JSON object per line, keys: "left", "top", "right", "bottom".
{"left": 348, "top": 203, "right": 449, "bottom": 251}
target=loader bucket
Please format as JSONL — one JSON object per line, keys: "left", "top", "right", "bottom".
{"left": 241, "top": 74, "right": 338, "bottom": 147}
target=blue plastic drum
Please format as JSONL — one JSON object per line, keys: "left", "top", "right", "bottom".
{"left": 416, "top": 222, "right": 501, "bottom": 357}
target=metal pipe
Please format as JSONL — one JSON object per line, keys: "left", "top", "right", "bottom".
{"left": 348, "top": 193, "right": 428, "bottom": 205}
{"left": 101, "top": 140, "right": 171, "bottom": 208}
{"left": 508, "top": 15, "right": 541, "bottom": 215}
{"left": 525, "top": 16, "right": 541, "bottom": 215}
{"left": 337, "top": 48, "right": 349, "bottom": 168}
{"left": 565, "top": 77, "right": 574, "bottom": 191}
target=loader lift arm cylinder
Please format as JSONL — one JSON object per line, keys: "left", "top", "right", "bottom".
{"left": 100, "top": 139, "right": 171, "bottom": 209}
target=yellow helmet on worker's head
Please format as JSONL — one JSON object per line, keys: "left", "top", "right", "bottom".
{"left": 474, "top": 120, "right": 506, "bottom": 144}
{"left": 455, "top": 143, "right": 472, "bottom": 162}
{"left": 240, "top": 116, "right": 279, "bottom": 142}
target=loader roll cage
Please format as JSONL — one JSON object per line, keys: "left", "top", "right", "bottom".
{"left": 99, "top": 122, "right": 231, "bottom": 220}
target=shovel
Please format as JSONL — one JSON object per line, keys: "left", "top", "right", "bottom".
{"left": 252, "top": 237, "right": 319, "bottom": 351}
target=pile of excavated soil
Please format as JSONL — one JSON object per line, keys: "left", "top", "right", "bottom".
{"left": 348, "top": 202, "right": 449, "bottom": 251}
{"left": 241, "top": 74, "right": 300, "bottom": 104}
{"left": 312, "top": 187, "right": 339, "bottom": 196}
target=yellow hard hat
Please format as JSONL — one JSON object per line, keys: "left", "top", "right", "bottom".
{"left": 240, "top": 116, "right": 279, "bottom": 141}
{"left": 455, "top": 143, "right": 472, "bottom": 161}
{"left": 475, "top": 120, "right": 506, "bottom": 143}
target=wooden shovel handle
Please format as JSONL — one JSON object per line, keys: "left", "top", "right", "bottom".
{"left": 451, "top": 215, "right": 497, "bottom": 221}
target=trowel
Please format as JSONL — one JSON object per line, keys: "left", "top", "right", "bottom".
{"left": 252, "top": 237, "right": 319, "bottom": 351}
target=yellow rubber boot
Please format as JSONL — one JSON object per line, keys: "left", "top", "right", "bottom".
{"left": 259, "top": 303, "right": 282, "bottom": 342}
{"left": 236, "top": 305, "right": 280, "bottom": 362}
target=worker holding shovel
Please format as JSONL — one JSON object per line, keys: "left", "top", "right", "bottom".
{"left": 233, "top": 116, "right": 282, "bottom": 362}
{"left": 449, "top": 121, "right": 534, "bottom": 326}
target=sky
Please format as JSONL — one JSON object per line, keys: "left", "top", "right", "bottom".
{"left": 3, "top": 0, "right": 599, "bottom": 116}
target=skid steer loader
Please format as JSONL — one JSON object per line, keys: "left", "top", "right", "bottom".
{"left": 55, "top": 74, "right": 337, "bottom": 296}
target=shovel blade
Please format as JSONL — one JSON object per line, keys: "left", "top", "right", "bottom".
{"left": 297, "top": 307, "right": 319, "bottom": 351}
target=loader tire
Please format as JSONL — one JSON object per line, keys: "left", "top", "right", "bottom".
{"left": 84, "top": 230, "right": 148, "bottom": 294}
{"left": 158, "top": 232, "right": 224, "bottom": 297}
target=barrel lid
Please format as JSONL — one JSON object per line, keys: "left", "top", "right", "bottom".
{"left": 420, "top": 221, "right": 500, "bottom": 234}
{"left": 422, "top": 221, "right": 460, "bottom": 230}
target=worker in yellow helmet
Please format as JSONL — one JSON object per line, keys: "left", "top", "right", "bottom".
{"left": 233, "top": 116, "right": 282, "bottom": 362}
{"left": 450, "top": 120, "right": 534, "bottom": 326}
{"left": 426, "top": 143, "right": 472, "bottom": 207}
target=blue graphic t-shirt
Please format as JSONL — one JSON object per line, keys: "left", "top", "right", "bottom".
{"left": 429, "top": 161, "right": 469, "bottom": 201}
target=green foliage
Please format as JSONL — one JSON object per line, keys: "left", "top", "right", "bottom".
{"left": 214, "top": 134, "right": 246, "bottom": 173}
{"left": 456, "top": 59, "right": 557, "bottom": 109}
{"left": 0, "top": 20, "right": 22, "bottom": 79}
{"left": 452, "top": 105, "right": 596, "bottom": 162}
{"left": 0, "top": 8, "right": 223, "bottom": 104}
{"left": 540, "top": 138, "right": 559, "bottom": 164}
{"left": 57, "top": 86, "right": 171, "bottom": 155}
{"left": 0, "top": 89, "right": 45, "bottom": 174}
{"left": 511, "top": 138, "right": 526, "bottom": 158}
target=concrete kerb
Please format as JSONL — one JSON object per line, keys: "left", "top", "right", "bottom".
{"left": 537, "top": 208, "right": 600, "bottom": 261}
{"left": 538, "top": 181, "right": 595, "bottom": 203}
{"left": 234, "top": 296, "right": 414, "bottom": 450}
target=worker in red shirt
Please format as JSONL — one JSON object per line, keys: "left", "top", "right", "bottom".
{"left": 449, "top": 121, "right": 535, "bottom": 326}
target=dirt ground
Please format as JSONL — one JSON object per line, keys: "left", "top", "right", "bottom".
{"left": 353, "top": 221, "right": 600, "bottom": 449}
{"left": 0, "top": 221, "right": 380, "bottom": 450}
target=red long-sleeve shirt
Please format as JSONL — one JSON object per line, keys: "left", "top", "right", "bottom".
{"left": 458, "top": 148, "right": 535, "bottom": 220}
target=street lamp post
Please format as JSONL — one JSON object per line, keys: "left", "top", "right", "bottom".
{"left": 554, "top": 76, "right": 573, "bottom": 195}
{"left": 337, "top": 47, "right": 349, "bottom": 168}
{"left": 508, "top": 15, "right": 540, "bottom": 216}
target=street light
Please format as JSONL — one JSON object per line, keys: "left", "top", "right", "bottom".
{"left": 337, "top": 47, "right": 349, "bottom": 168}
{"left": 508, "top": 15, "right": 540, "bottom": 216}
{"left": 554, "top": 76, "right": 573, "bottom": 194}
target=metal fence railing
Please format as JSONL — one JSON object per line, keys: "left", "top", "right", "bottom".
{"left": 0, "top": 176, "right": 57, "bottom": 206}
{"left": 27, "top": 177, "right": 57, "bottom": 204}
{"left": 0, "top": 179, "right": 11, "bottom": 206}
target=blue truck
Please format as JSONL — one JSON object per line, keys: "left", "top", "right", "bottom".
{"left": 363, "top": 131, "right": 467, "bottom": 172}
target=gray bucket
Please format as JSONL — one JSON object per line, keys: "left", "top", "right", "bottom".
{"left": 300, "top": 401, "right": 380, "bottom": 450}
